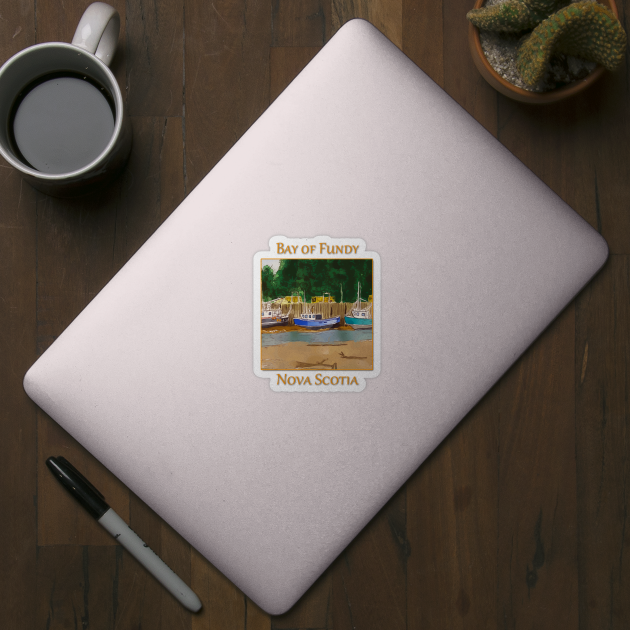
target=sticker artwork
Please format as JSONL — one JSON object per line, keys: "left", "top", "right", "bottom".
{"left": 253, "top": 236, "right": 381, "bottom": 392}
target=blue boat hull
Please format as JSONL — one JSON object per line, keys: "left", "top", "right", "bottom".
{"left": 293, "top": 316, "right": 340, "bottom": 330}
{"left": 345, "top": 316, "right": 372, "bottom": 330}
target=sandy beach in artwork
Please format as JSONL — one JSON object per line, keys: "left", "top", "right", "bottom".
{"left": 261, "top": 339, "right": 373, "bottom": 371}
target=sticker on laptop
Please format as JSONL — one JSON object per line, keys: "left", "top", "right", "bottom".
{"left": 253, "top": 236, "right": 381, "bottom": 392}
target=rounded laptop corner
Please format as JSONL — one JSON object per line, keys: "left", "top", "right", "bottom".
{"left": 335, "top": 16, "right": 377, "bottom": 37}
{"left": 594, "top": 232, "right": 610, "bottom": 273}
{"left": 23, "top": 363, "right": 38, "bottom": 399}
{"left": 23, "top": 360, "right": 53, "bottom": 411}
{"left": 257, "top": 595, "right": 300, "bottom": 617}
{"left": 245, "top": 574, "right": 313, "bottom": 616}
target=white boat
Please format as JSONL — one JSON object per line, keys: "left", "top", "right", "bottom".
{"left": 345, "top": 282, "right": 372, "bottom": 329}
{"left": 261, "top": 298, "right": 290, "bottom": 328}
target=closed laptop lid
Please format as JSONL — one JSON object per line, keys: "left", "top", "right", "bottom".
{"left": 24, "top": 19, "right": 607, "bottom": 614}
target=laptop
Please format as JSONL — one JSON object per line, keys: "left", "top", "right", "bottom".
{"left": 23, "top": 19, "right": 608, "bottom": 614}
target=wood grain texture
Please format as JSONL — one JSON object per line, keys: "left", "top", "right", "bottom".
{"left": 36, "top": 546, "right": 119, "bottom": 630}
{"left": 497, "top": 304, "right": 579, "bottom": 629}
{"left": 272, "top": 0, "right": 331, "bottom": 46}
{"left": 0, "top": 0, "right": 629, "bottom": 627}
{"left": 0, "top": 148, "right": 38, "bottom": 630}
{"left": 126, "top": 0, "right": 184, "bottom": 116}
{"left": 576, "top": 256, "right": 630, "bottom": 630}
{"left": 407, "top": 393, "right": 498, "bottom": 629}
{"left": 403, "top": 0, "right": 444, "bottom": 87}
{"left": 331, "top": 486, "right": 408, "bottom": 630}
{"left": 0, "top": 6, "right": 38, "bottom": 629}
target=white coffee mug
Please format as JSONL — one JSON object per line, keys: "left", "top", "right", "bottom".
{"left": 0, "top": 2, "right": 132, "bottom": 197}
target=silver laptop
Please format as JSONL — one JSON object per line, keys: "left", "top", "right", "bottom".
{"left": 24, "top": 19, "right": 607, "bottom": 614}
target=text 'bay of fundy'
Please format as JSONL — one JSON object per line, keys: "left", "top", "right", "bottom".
{"left": 276, "top": 242, "right": 360, "bottom": 255}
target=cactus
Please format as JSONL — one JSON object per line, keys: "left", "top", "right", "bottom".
{"left": 516, "top": 2, "right": 627, "bottom": 85}
{"left": 467, "top": 0, "right": 568, "bottom": 33}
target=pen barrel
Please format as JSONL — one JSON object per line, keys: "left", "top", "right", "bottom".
{"left": 98, "top": 508, "right": 202, "bottom": 612}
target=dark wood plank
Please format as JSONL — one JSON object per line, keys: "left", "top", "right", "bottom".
{"left": 272, "top": 0, "right": 331, "bottom": 46}
{"left": 36, "top": 545, "right": 118, "bottom": 630}
{"left": 402, "top": 0, "right": 444, "bottom": 88}
{"left": 407, "top": 393, "right": 499, "bottom": 629}
{"left": 331, "top": 0, "right": 402, "bottom": 48}
{"left": 576, "top": 256, "right": 630, "bottom": 629}
{"left": 184, "top": 0, "right": 272, "bottom": 192}
{"left": 0, "top": 5, "right": 39, "bottom": 629}
{"left": 0, "top": 132, "right": 38, "bottom": 630}
{"left": 126, "top": 0, "right": 183, "bottom": 117}
{"left": 0, "top": 0, "right": 35, "bottom": 55}
{"left": 330, "top": 486, "right": 407, "bottom": 630}
{"left": 497, "top": 305, "right": 578, "bottom": 628}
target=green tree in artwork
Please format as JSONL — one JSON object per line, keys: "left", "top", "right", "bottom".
{"left": 267, "top": 258, "right": 373, "bottom": 302}
{"left": 261, "top": 265, "right": 276, "bottom": 301}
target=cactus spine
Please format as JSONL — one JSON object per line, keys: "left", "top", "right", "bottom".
{"left": 467, "top": 0, "right": 568, "bottom": 33}
{"left": 516, "top": 1, "right": 627, "bottom": 85}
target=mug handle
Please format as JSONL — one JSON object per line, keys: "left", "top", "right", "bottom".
{"left": 71, "top": 2, "right": 120, "bottom": 67}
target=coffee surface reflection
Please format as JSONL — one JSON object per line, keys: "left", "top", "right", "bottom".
{"left": 11, "top": 73, "right": 115, "bottom": 174}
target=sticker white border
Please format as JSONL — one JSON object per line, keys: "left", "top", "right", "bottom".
{"left": 253, "top": 236, "right": 381, "bottom": 392}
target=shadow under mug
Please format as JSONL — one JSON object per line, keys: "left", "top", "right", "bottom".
{"left": 0, "top": 2, "right": 131, "bottom": 197}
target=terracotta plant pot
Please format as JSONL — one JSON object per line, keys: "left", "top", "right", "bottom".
{"left": 468, "top": 0, "right": 619, "bottom": 103}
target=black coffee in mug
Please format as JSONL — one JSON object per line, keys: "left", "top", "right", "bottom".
{"left": 9, "top": 72, "right": 115, "bottom": 174}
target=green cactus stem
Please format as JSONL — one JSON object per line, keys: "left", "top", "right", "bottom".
{"left": 517, "top": 1, "right": 627, "bottom": 86}
{"left": 467, "top": 0, "right": 568, "bottom": 33}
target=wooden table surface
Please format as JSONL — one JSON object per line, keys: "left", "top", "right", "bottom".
{"left": 1, "top": 0, "right": 629, "bottom": 628}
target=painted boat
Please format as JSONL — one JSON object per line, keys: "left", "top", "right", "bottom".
{"left": 294, "top": 296, "right": 340, "bottom": 330}
{"left": 261, "top": 299, "right": 290, "bottom": 328}
{"left": 345, "top": 282, "right": 372, "bottom": 330}
{"left": 293, "top": 312, "right": 341, "bottom": 330}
